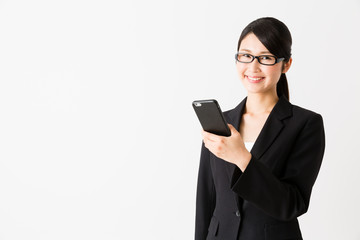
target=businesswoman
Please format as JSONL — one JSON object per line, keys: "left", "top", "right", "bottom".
{"left": 195, "top": 17, "right": 325, "bottom": 240}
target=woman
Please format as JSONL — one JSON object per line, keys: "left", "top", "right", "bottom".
{"left": 195, "top": 17, "right": 325, "bottom": 240}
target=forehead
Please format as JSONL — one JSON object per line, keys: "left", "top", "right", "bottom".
{"left": 239, "top": 33, "right": 271, "bottom": 55}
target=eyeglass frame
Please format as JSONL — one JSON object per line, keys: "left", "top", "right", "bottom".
{"left": 235, "top": 52, "right": 285, "bottom": 66}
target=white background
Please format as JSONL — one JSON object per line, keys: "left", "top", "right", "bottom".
{"left": 0, "top": 0, "right": 360, "bottom": 239}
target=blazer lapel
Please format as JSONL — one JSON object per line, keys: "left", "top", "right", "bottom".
{"left": 251, "top": 96, "right": 293, "bottom": 160}
{"left": 225, "top": 96, "right": 293, "bottom": 180}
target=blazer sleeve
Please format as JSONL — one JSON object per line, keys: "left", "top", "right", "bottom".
{"left": 195, "top": 142, "right": 216, "bottom": 240}
{"left": 231, "top": 113, "right": 325, "bottom": 221}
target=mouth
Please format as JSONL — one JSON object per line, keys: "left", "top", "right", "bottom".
{"left": 246, "top": 75, "right": 264, "bottom": 83}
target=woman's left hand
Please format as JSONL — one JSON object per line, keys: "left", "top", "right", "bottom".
{"left": 202, "top": 124, "right": 252, "bottom": 171}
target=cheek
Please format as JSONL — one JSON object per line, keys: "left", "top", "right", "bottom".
{"left": 264, "top": 67, "right": 282, "bottom": 80}
{"left": 236, "top": 64, "right": 246, "bottom": 77}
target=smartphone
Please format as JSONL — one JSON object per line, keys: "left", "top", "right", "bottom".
{"left": 192, "top": 99, "right": 231, "bottom": 137}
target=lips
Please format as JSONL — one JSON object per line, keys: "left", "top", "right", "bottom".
{"left": 246, "top": 75, "right": 264, "bottom": 83}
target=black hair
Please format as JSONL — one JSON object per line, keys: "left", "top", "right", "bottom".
{"left": 237, "top": 17, "right": 292, "bottom": 100}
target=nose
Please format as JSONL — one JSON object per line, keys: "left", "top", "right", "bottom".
{"left": 248, "top": 58, "right": 261, "bottom": 72}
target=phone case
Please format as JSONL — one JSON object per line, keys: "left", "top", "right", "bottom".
{"left": 192, "top": 99, "right": 231, "bottom": 137}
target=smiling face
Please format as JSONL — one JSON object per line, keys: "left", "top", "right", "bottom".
{"left": 236, "top": 33, "right": 291, "bottom": 97}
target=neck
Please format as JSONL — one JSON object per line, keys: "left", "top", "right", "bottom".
{"left": 245, "top": 92, "right": 279, "bottom": 114}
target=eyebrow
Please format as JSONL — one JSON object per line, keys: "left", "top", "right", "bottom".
{"left": 239, "top": 49, "right": 272, "bottom": 55}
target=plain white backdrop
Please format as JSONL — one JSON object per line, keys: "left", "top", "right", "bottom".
{"left": 0, "top": 0, "right": 360, "bottom": 239}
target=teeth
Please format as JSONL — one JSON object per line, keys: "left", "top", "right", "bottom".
{"left": 248, "top": 76, "right": 262, "bottom": 80}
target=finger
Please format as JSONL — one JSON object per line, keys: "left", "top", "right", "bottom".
{"left": 202, "top": 132, "right": 212, "bottom": 147}
{"left": 228, "top": 124, "right": 244, "bottom": 142}
{"left": 203, "top": 130, "right": 222, "bottom": 142}
{"left": 203, "top": 137, "right": 214, "bottom": 150}
{"left": 228, "top": 124, "right": 235, "bottom": 131}
{"left": 203, "top": 139, "right": 217, "bottom": 153}
{"left": 228, "top": 124, "right": 238, "bottom": 135}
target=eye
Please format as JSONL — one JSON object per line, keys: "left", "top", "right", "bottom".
{"left": 258, "top": 55, "right": 276, "bottom": 65}
{"left": 239, "top": 54, "right": 253, "bottom": 60}
{"left": 236, "top": 53, "right": 254, "bottom": 63}
{"left": 260, "top": 55, "right": 272, "bottom": 60}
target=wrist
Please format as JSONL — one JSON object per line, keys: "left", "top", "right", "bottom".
{"left": 236, "top": 151, "right": 252, "bottom": 172}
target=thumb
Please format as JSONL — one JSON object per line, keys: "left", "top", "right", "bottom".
{"left": 227, "top": 124, "right": 237, "bottom": 133}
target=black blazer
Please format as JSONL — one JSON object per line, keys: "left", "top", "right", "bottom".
{"left": 195, "top": 96, "right": 325, "bottom": 240}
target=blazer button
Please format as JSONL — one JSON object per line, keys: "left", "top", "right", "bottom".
{"left": 235, "top": 210, "right": 240, "bottom": 217}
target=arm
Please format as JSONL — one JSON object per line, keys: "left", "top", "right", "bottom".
{"left": 195, "top": 143, "right": 216, "bottom": 240}
{"left": 231, "top": 114, "right": 325, "bottom": 221}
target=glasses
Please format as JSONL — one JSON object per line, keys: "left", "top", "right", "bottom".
{"left": 235, "top": 52, "right": 285, "bottom": 66}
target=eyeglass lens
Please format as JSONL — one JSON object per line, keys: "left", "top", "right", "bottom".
{"left": 236, "top": 53, "right": 277, "bottom": 65}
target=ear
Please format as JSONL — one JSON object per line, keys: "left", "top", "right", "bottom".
{"left": 282, "top": 57, "right": 292, "bottom": 74}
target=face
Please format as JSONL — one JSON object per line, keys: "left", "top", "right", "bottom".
{"left": 236, "top": 33, "right": 291, "bottom": 97}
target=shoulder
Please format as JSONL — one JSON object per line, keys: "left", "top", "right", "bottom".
{"left": 291, "top": 103, "right": 323, "bottom": 123}
{"left": 273, "top": 95, "right": 323, "bottom": 124}
{"left": 284, "top": 102, "right": 325, "bottom": 136}
{"left": 288, "top": 103, "right": 326, "bottom": 150}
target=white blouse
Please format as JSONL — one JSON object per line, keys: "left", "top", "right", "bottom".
{"left": 244, "top": 142, "right": 255, "bottom": 152}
